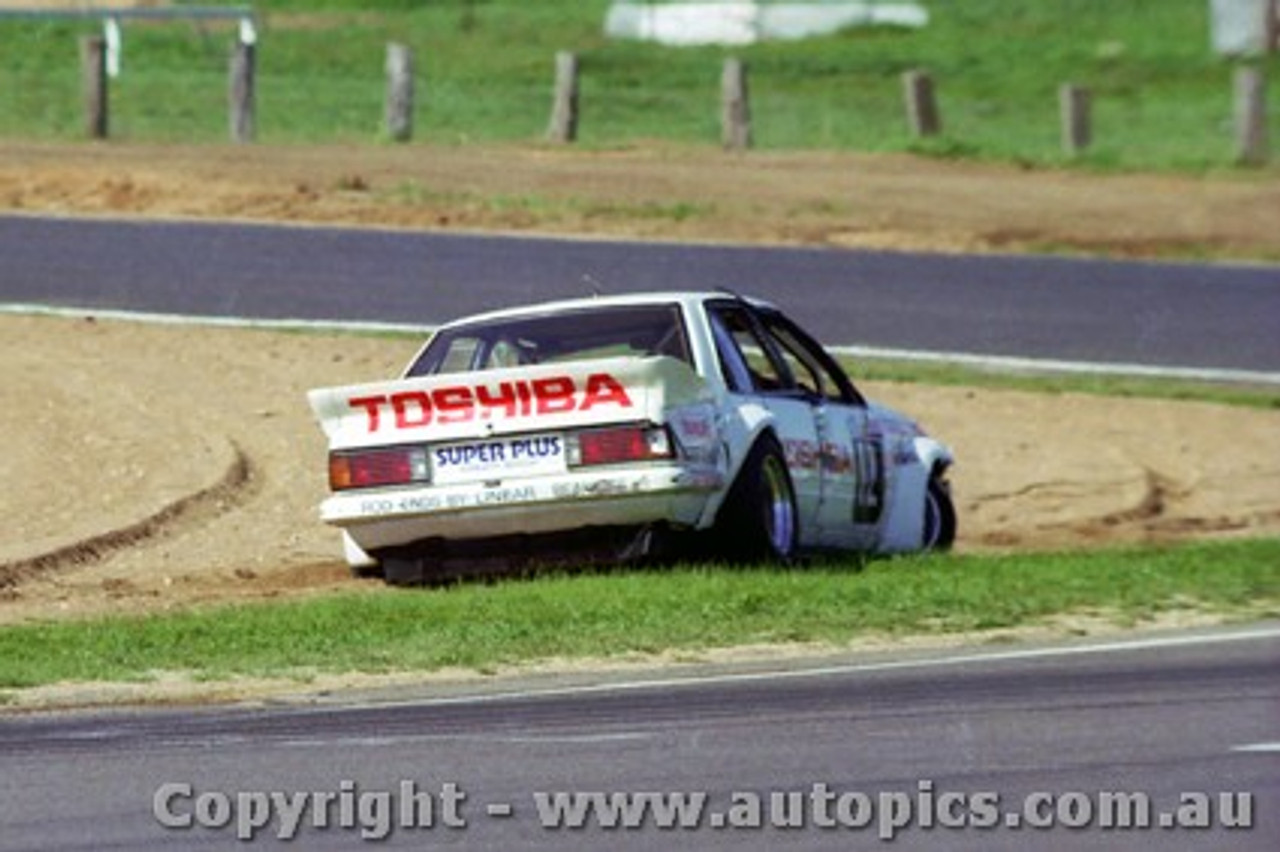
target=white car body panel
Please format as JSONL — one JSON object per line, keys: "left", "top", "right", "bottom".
{"left": 308, "top": 292, "right": 954, "bottom": 569}
{"left": 310, "top": 355, "right": 725, "bottom": 553}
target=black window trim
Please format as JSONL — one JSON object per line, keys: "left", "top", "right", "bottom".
{"left": 706, "top": 298, "right": 866, "bottom": 407}
{"left": 757, "top": 308, "right": 866, "bottom": 407}
{"left": 706, "top": 299, "right": 797, "bottom": 396}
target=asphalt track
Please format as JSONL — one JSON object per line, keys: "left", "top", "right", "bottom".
{"left": 0, "top": 627, "right": 1276, "bottom": 851}
{"left": 1, "top": 214, "right": 1278, "bottom": 372}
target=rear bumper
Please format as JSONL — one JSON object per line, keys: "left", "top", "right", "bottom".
{"left": 321, "top": 464, "right": 723, "bottom": 556}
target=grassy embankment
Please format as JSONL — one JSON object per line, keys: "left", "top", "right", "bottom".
{"left": 1, "top": 0, "right": 1275, "bottom": 170}
{"left": 846, "top": 358, "right": 1280, "bottom": 410}
{"left": 0, "top": 534, "right": 1277, "bottom": 697}
{"left": 0, "top": 321, "right": 1277, "bottom": 697}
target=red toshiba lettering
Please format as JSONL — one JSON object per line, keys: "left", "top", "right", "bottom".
{"left": 515, "top": 381, "right": 533, "bottom": 417}
{"left": 533, "top": 377, "right": 577, "bottom": 415}
{"left": 349, "top": 395, "right": 388, "bottom": 433}
{"left": 392, "top": 391, "right": 433, "bottom": 429}
{"left": 352, "top": 373, "right": 632, "bottom": 432}
{"left": 433, "top": 386, "right": 475, "bottom": 424}
{"left": 476, "top": 382, "right": 518, "bottom": 419}
{"left": 580, "top": 373, "right": 633, "bottom": 411}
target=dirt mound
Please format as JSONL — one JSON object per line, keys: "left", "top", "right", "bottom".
{"left": 0, "top": 318, "right": 250, "bottom": 581}
{"left": 0, "top": 314, "right": 419, "bottom": 624}
{"left": 2, "top": 313, "right": 1276, "bottom": 626}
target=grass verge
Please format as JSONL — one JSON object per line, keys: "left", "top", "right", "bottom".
{"left": 842, "top": 356, "right": 1280, "bottom": 410}
{"left": 1, "top": 0, "right": 1275, "bottom": 171}
{"left": 0, "top": 538, "right": 1276, "bottom": 692}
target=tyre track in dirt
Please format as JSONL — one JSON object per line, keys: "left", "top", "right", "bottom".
{"left": 1065, "top": 467, "right": 1280, "bottom": 542}
{"left": 0, "top": 314, "right": 416, "bottom": 624}
{"left": 0, "top": 315, "right": 255, "bottom": 586}
{"left": 0, "top": 443, "right": 254, "bottom": 591}
{"left": 929, "top": 386, "right": 1280, "bottom": 552}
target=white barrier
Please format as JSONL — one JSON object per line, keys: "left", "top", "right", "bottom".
{"left": 605, "top": 1, "right": 927, "bottom": 47}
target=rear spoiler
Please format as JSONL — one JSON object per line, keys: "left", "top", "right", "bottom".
{"left": 309, "top": 355, "right": 711, "bottom": 450}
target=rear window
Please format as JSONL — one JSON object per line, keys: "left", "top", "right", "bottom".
{"left": 406, "top": 304, "right": 691, "bottom": 377}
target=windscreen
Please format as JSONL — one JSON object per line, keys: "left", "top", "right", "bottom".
{"left": 406, "top": 304, "right": 691, "bottom": 377}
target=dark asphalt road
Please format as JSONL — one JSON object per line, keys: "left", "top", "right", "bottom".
{"left": 1, "top": 215, "right": 1277, "bottom": 371}
{"left": 1, "top": 627, "right": 1275, "bottom": 851}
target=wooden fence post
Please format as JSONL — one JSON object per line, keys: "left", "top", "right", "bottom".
{"left": 1268, "top": 0, "right": 1279, "bottom": 54}
{"left": 721, "top": 57, "right": 751, "bottom": 151}
{"left": 902, "top": 70, "right": 940, "bottom": 138}
{"left": 229, "top": 39, "right": 256, "bottom": 144}
{"left": 1059, "top": 83, "right": 1091, "bottom": 156}
{"left": 385, "top": 43, "right": 414, "bottom": 142}
{"left": 80, "top": 35, "right": 108, "bottom": 140}
{"left": 546, "top": 51, "right": 580, "bottom": 144}
{"left": 460, "top": 0, "right": 478, "bottom": 33}
{"left": 1234, "top": 66, "right": 1268, "bottom": 165}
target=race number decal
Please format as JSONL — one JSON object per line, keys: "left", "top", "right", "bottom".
{"left": 851, "top": 437, "right": 885, "bottom": 525}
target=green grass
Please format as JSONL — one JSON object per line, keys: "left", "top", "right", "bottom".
{"left": 0, "top": 538, "right": 1276, "bottom": 691}
{"left": 841, "top": 356, "right": 1280, "bottom": 410}
{"left": 1, "top": 0, "right": 1276, "bottom": 170}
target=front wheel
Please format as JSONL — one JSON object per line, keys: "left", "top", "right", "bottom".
{"left": 922, "top": 473, "right": 956, "bottom": 551}
{"left": 714, "top": 435, "right": 799, "bottom": 563}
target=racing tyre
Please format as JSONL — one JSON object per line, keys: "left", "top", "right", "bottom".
{"left": 922, "top": 473, "right": 956, "bottom": 551}
{"left": 715, "top": 435, "right": 798, "bottom": 563}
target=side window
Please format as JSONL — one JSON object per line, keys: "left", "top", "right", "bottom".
{"left": 772, "top": 338, "right": 823, "bottom": 398}
{"left": 761, "top": 314, "right": 860, "bottom": 405}
{"left": 709, "top": 306, "right": 787, "bottom": 393}
{"left": 437, "top": 337, "right": 481, "bottom": 374}
{"left": 710, "top": 314, "right": 753, "bottom": 393}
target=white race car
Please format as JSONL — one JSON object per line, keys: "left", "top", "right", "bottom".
{"left": 309, "top": 292, "right": 955, "bottom": 583}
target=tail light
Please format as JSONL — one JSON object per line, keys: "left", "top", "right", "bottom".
{"left": 330, "top": 447, "right": 429, "bottom": 491}
{"left": 567, "top": 425, "right": 674, "bottom": 467}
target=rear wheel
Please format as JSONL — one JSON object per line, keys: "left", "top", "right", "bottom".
{"left": 714, "top": 435, "right": 798, "bottom": 563}
{"left": 922, "top": 473, "right": 956, "bottom": 551}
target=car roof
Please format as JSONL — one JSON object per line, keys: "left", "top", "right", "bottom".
{"left": 434, "top": 291, "right": 777, "bottom": 329}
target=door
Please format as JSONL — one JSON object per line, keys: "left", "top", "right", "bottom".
{"left": 707, "top": 303, "right": 824, "bottom": 545}
{"left": 752, "top": 309, "right": 885, "bottom": 551}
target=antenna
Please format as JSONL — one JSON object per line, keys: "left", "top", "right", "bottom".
{"left": 582, "top": 273, "right": 604, "bottom": 297}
